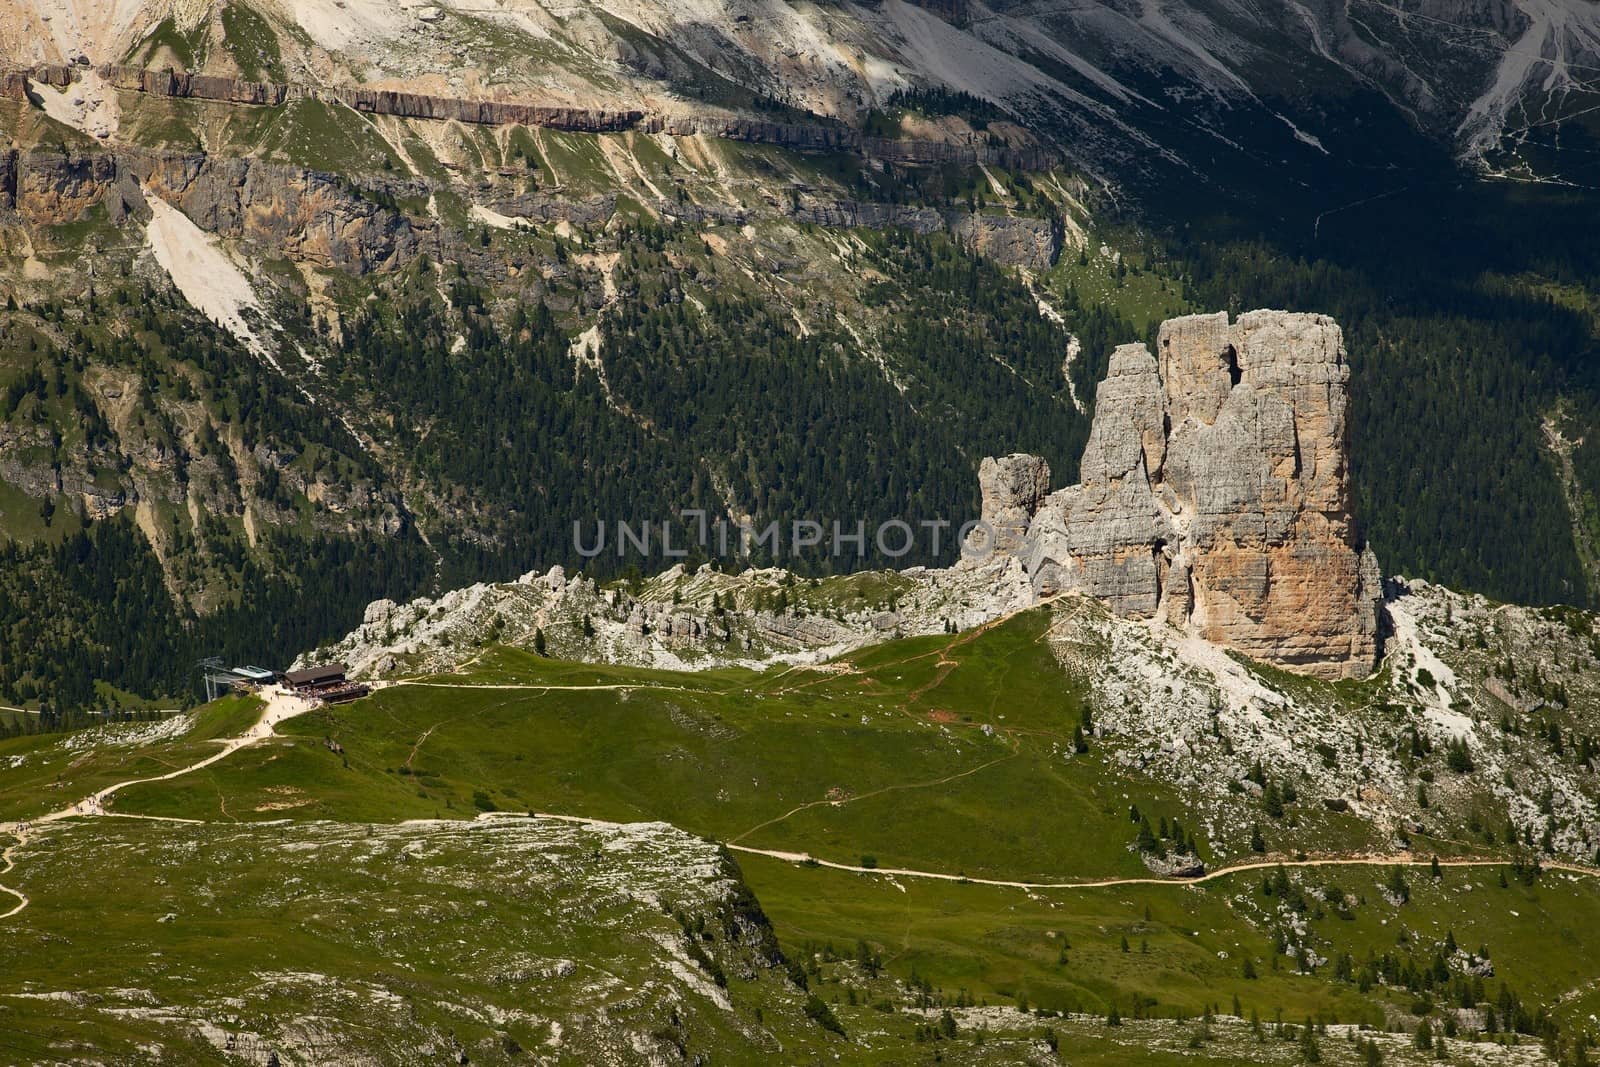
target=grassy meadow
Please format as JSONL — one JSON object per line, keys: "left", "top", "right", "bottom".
{"left": 2, "top": 608, "right": 1598, "bottom": 1061}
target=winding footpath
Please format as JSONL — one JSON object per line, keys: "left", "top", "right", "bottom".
{"left": 4, "top": 677, "right": 1600, "bottom": 923}
{"left": 721, "top": 844, "right": 1600, "bottom": 891}
{"left": 0, "top": 687, "right": 313, "bottom": 920}
{"left": 516, "top": 809, "right": 1600, "bottom": 890}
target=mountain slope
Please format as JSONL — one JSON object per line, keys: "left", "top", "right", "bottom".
{"left": 7, "top": 586, "right": 1600, "bottom": 1060}
{"left": 5, "top": 0, "right": 1600, "bottom": 709}
{"left": 8, "top": 0, "right": 1600, "bottom": 188}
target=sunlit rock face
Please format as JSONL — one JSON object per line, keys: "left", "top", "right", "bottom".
{"left": 989, "top": 310, "right": 1383, "bottom": 679}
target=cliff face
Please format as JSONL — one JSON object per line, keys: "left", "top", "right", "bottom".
{"left": 987, "top": 310, "right": 1383, "bottom": 679}
{"left": 2, "top": 149, "right": 426, "bottom": 273}
{"left": 4, "top": 64, "right": 1055, "bottom": 170}
{"left": 1, "top": 144, "right": 1061, "bottom": 272}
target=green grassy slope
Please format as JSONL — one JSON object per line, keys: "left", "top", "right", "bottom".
{"left": 0, "top": 697, "right": 261, "bottom": 821}
{"left": 27, "top": 607, "right": 1579, "bottom": 1060}
{"left": 115, "top": 611, "right": 1181, "bottom": 882}
{"left": 0, "top": 818, "right": 825, "bottom": 1064}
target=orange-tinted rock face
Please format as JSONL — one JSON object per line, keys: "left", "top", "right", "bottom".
{"left": 999, "top": 310, "right": 1382, "bottom": 679}
{"left": 2, "top": 148, "right": 426, "bottom": 272}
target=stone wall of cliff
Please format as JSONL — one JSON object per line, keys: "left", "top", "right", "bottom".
{"left": 0, "top": 148, "right": 428, "bottom": 273}
{"left": 2, "top": 144, "right": 1062, "bottom": 272}
{"left": 2, "top": 64, "right": 1055, "bottom": 171}
{"left": 979, "top": 310, "right": 1383, "bottom": 679}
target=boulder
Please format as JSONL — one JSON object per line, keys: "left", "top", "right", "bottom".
{"left": 363, "top": 598, "right": 398, "bottom": 626}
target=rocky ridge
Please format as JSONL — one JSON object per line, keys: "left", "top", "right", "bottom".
{"left": 0, "top": 143, "right": 1064, "bottom": 278}
{"left": 2, "top": 64, "right": 1055, "bottom": 171}
{"left": 1049, "top": 577, "right": 1600, "bottom": 868}
{"left": 308, "top": 544, "right": 1600, "bottom": 868}
{"left": 319, "top": 312, "right": 1384, "bottom": 683}
{"left": 987, "top": 310, "right": 1384, "bottom": 680}
{"left": 306, "top": 557, "right": 1035, "bottom": 677}
{"left": 0, "top": 147, "right": 425, "bottom": 272}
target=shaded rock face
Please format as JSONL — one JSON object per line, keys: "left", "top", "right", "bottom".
{"left": 1022, "top": 342, "right": 1175, "bottom": 618}
{"left": 971, "top": 454, "right": 1052, "bottom": 556}
{"left": 995, "top": 310, "right": 1382, "bottom": 679}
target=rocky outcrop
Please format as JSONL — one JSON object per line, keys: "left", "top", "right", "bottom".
{"left": 8, "top": 151, "right": 120, "bottom": 221}
{"left": 949, "top": 213, "right": 1062, "bottom": 269}
{"left": 106, "top": 66, "right": 289, "bottom": 106}
{"left": 971, "top": 454, "right": 1052, "bottom": 556}
{"left": 862, "top": 136, "right": 1054, "bottom": 173}
{"left": 322, "top": 86, "right": 642, "bottom": 132}
{"left": 2, "top": 64, "right": 71, "bottom": 97}
{"left": 480, "top": 190, "right": 618, "bottom": 228}
{"left": 656, "top": 115, "right": 856, "bottom": 150}
{"left": 785, "top": 198, "right": 945, "bottom": 235}
{"left": 95, "top": 64, "right": 644, "bottom": 131}
{"left": 986, "top": 310, "right": 1383, "bottom": 679}
{"left": 3, "top": 149, "right": 425, "bottom": 273}
{"left": 136, "top": 154, "right": 424, "bottom": 272}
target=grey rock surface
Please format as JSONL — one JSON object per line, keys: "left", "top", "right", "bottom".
{"left": 994, "top": 310, "right": 1383, "bottom": 678}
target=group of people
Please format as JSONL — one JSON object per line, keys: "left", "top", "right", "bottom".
{"left": 1, "top": 792, "right": 109, "bottom": 845}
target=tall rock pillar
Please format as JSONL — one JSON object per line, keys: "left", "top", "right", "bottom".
{"left": 992, "top": 309, "right": 1383, "bottom": 679}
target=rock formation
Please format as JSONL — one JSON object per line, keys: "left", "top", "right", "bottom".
{"left": 971, "top": 454, "right": 1052, "bottom": 556}
{"left": 948, "top": 213, "right": 1062, "bottom": 270}
{"left": 1, "top": 148, "right": 425, "bottom": 273}
{"left": 984, "top": 310, "right": 1383, "bottom": 679}
{"left": 4, "top": 63, "right": 1057, "bottom": 172}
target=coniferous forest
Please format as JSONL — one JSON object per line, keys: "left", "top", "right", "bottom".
{"left": 7, "top": 167, "right": 1600, "bottom": 712}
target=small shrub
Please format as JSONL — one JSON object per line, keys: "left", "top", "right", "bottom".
{"left": 804, "top": 994, "right": 845, "bottom": 1037}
